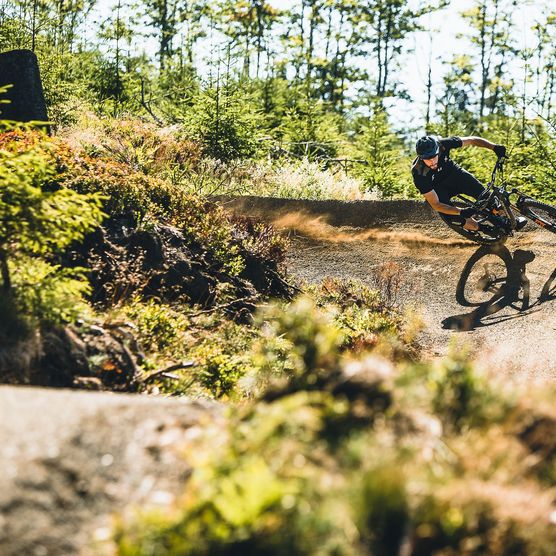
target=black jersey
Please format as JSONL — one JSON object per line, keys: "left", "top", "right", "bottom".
{"left": 411, "top": 136, "right": 464, "bottom": 195}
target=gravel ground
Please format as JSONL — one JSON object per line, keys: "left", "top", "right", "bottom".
{"left": 285, "top": 223, "right": 556, "bottom": 379}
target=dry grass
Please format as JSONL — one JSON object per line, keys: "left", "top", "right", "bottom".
{"left": 259, "top": 159, "right": 375, "bottom": 200}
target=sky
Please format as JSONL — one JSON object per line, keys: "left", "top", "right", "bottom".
{"left": 90, "top": 0, "right": 551, "bottom": 133}
{"left": 400, "top": 0, "right": 547, "bottom": 132}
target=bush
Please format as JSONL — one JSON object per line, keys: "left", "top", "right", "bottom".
{"left": 2, "top": 126, "right": 292, "bottom": 280}
{"left": 353, "top": 108, "right": 414, "bottom": 199}
{"left": 257, "top": 160, "right": 371, "bottom": 200}
{"left": 0, "top": 124, "right": 104, "bottom": 328}
{"left": 307, "top": 277, "right": 406, "bottom": 352}
{"left": 114, "top": 299, "right": 556, "bottom": 556}
{"left": 182, "top": 84, "right": 264, "bottom": 161}
{"left": 430, "top": 350, "right": 514, "bottom": 432}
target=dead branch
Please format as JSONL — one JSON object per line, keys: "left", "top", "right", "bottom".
{"left": 188, "top": 295, "right": 260, "bottom": 318}
{"left": 142, "top": 360, "right": 196, "bottom": 384}
{"left": 140, "top": 79, "right": 165, "bottom": 126}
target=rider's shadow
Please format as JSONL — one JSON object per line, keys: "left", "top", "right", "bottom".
{"left": 442, "top": 245, "right": 549, "bottom": 332}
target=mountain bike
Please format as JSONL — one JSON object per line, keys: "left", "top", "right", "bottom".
{"left": 442, "top": 157, "right": 556, "bottom": 244}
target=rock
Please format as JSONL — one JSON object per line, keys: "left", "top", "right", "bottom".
{"left": 0, "top": 330, "right": 42, "bottom": 385}
{"left": 0, "top": 50, "right": 48, "bottom": 124}
{"left": 40, "top": 326, "right": 90, "bottom": 387}
{"left": 39, "top": 323, "right": 143, "bottom": 391}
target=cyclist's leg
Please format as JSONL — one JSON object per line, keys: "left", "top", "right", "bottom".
{"left": 444, "top": 170, "right": 485, "bottom": 230}
{"left": 435, "top": 189, "right": 469, "bottom": 228}
{"left": 450, "top": 169, "right": 486, "bottom": 202}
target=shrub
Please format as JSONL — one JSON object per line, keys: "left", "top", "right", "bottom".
{"left": 0, "top": 124, "right": 104, "bottom": 328}
{"left": 307, "top": 277, "right": 405, "bottom": 351}
{"left": 114, "top": 299, "right": 556, "bottom": 556}
{"left": 2, "top": 127, "right": 290, "bottom": 280}
{"left": 430, "top": 350, "right": 513, "bottom": 432}
{"left": 258, "top": 159, "right": 371, "bottom": 200}
{"left": 181, "top": 84, "right": 264, "bottom": 161}
{"left": 118, "top": 298, "right": 190, "bottom": 353}
{"left": 277, "top": 98, "right": 344, "bottom": 160}
{"left": 353, "top": 108, "right": 414, "bottom": 199}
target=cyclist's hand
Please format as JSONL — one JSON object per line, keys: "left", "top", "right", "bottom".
{"left": 460, "top": 207, "right": 476, "bottom": 219}
{"left": 493, "top": 144, "right": 507, "bottom": 158}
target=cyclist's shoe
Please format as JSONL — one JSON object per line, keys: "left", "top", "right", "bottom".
{"left": 488, "top": 214, "right": 512, "bottom": 233}
{"left": 479, "top": 223, "right": 503, "bottom": 238}
{"left": 515, "top": 216, "right": 527, "bottom": 231}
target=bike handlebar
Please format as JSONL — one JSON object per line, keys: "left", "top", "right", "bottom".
{"left": 471, "top": 157, "right": 506, "bottom": 212}
{"left": 490, "top": 156, "right": 505, "bottom": 184}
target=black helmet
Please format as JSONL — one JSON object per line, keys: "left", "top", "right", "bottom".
{"left": 416, "top": 136, "right": 439, "bottom": 159}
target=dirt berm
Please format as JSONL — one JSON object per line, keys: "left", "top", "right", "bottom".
{"left": 222, "top": 196, "right": 556, "bottom": 379}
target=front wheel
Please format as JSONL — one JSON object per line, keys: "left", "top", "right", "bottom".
{"left": 519, "top": 199, "right": 556, "bottom": 233}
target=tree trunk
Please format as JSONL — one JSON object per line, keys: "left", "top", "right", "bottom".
{"left": 0, "top": 249, "right": 10, "bottom": 293}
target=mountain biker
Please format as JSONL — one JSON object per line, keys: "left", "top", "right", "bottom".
{"left": 412, "top": 135, "right": 526, "bottom": 232}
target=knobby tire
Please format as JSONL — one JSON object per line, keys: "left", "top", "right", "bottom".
{"left": 520, "top": 199, "right": 556, "bottom": 234}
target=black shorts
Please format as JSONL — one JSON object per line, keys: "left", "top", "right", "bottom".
{"left": 436, "top": 169, "right": 485, "bottom": 226}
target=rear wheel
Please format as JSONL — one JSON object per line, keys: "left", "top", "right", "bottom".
{"left": 519, "top": 199, "right": 556, "bottom": 233}
{"left": 439, "top": 200, "right": 507, "bottom": 245}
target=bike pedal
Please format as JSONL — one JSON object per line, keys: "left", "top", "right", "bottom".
{"left": 515, "top": 216, "right": 527, "bottom": 231}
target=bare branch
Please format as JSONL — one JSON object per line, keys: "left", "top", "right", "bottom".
{"left": 142, "top": 360, "right": 196, "bottom": 384}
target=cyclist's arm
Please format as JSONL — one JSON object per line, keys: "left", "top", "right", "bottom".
{"left": 423, "top": 190, "right": 462, "bottom": 215}
{"left": 460, "top": 136, "right": 496, "bottom": 151}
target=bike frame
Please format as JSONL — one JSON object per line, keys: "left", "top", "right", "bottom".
{"left": 458, "top": 158, "right": 532, "bottom": 235}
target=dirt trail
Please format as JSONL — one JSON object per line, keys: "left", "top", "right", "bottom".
{"left": 218, "top": 196, "right": 556, "bottom": 377}
{"left": 281, "top": 213, "right": 556, "bottom": 379}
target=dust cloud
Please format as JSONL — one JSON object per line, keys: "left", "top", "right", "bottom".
{"left": 273, "top": 211, "right": 473, "bottom": 247}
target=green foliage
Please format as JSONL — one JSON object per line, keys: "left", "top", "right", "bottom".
{"left": 61, "top": 118, "right": 291, "bottom": 275}
{"left": 355, "top": 467, "right": 409, "bottom": 556}
{"left": 430, "top": 349, "right": 513, "bottom": 432}
{"left": 0, "top": 133, "right": 104, "bottom": 259}
{"left": 354, "top": 108, "right": 414, "bottom": 198}
{"left": 182, "top": 83, "right": 264, "bottom": 161}
{"left": 11, "top": 258, "right": 92, "bottom": 325}
{"left": 197, "top": 350, "right": 245, "bottom": 398}
{"left": 113, "top": 297, "right": 260, "bottom": 398}
{"left": 120, "top": 298, "right": 190, "bottom": 352}
{"left": 251, "top": 296, "right": 343, "bottom": 391}
{"left": 115, "top": 298, "right": 556, "bottom": 556}
{"left": 116, "top": 392, "right": 354, "bottom": 556}
{"left": 277, "top": 97, "right": 344, "bottom": 160}
{"left": 307, "top": 277, "right": 404, "bottom": 351}
{"left": 0, "top": 125, "right": 104, "bottom": 327}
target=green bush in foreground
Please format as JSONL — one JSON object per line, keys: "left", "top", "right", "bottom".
{"left": 114, "top": 299, "right": 556, "bottom": 556}
{"left": 0, "top": 125, "right": 105, "bottom": 336}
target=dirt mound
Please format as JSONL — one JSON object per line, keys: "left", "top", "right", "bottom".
{"left": 0, "top": 386, "right": 222, "bottom": 556}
